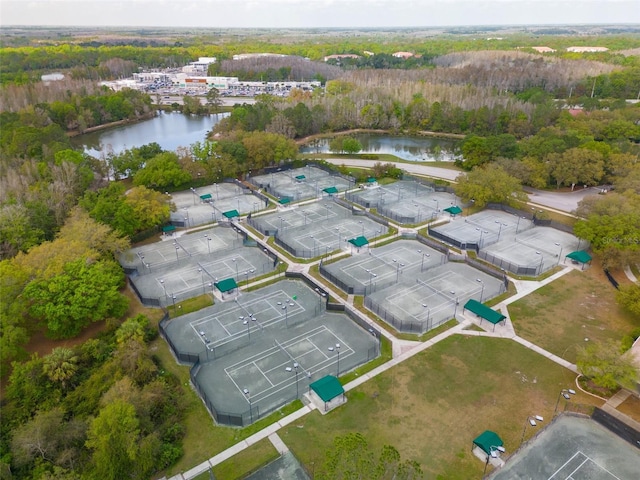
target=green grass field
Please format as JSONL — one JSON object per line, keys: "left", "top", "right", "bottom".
{"left": 509, "top": 264, "right": 639, "bottom": 363}
{"left": 191, "top": 439, "right": 279, "bottom": 480}
{"left": 280, "top": 335, "right": 602, "bottom": 479}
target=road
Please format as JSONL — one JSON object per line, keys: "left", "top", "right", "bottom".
{"left": 152, "top": 95, "right": 256, "bottom": 106}
{"left": 322, "top": 158, "right": 462, "bottom": 181}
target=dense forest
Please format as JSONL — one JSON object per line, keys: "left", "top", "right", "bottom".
{"left": 1, "top": 27, "right": 639, "bottom": 480}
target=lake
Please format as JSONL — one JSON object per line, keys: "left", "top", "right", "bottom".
{"left": 299, "top": 134, "right": 461, "bottom": 162}
{"left": 72, "top": 111, "right": 229, "bottom": 157}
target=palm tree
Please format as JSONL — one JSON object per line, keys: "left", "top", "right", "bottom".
{"left": 43, "top": 347, "right": 78, "bottom": 389}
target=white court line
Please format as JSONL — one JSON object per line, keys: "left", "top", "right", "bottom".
{"left": 547, "top": 451, "right": 622, "bottom": 480}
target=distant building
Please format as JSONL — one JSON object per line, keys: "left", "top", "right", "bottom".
{"left": 567, "top": 46, "right": 609, "bottom": 53}
{"left": 99, "top": 79, "right": 138, "bottom": 91}
{"left": 392, "top": 51, "right": 415, "bottom": 59}
{"left": 531, "top": 46, "right": 556, "bottom": 53}
{"left": 182, "top": 57, "right": 217, "bottom": 75}
{"left": 323, "top": 54, "right": 361, "bottom": 62}
{"left": 232, "top": 53, "right": 289, "bottom": 60}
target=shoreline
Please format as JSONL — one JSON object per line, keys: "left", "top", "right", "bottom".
{"left": 296, "top": 128, "right": 465, "bottom": 146}
{"left": 66, "top": 111, "right": 157, "bottom": 138}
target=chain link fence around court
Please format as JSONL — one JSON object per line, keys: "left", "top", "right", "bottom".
{"left": 364, "top": 295, "right": 438, "bottom": 334}
{"left": 477, "top": 250, "right": 539, "bottom": 276}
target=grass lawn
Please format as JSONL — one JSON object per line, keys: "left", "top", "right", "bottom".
{"left": 191, "top": 438, "right": 279, "bottom": 480}
{"left": 280, "top": 335, "right": 602, "bottom": 479}
{"left": 508, "top": 260, "right": 639, "bottom": 364}
{"left": 617, "top": 394, "right": 640, "bottom": 424}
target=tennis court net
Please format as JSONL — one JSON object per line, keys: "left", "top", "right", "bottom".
{"left": 275, "top": 339, "right": 309, "bottom": 376}
{"left": 416, "top": 278, "right": 456, "bottom": 304}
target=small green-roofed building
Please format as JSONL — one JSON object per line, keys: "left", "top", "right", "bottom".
{"left": 222, "top": 210, "right": 239, "bottom": 219}
{"left": 463, "top": 299, "right": 506, "bottom": 331}
{"left": 366, "top": 177, "right": 377, "bottom": 183}
{"left": 348, "top": 236, "right": 369, "bottom": 248}
{"left": 199, "top": 193, "right": 212, "bottom": 201}
{"left": 214, "top": 278, "right": 237, "bottom": 293}
{"left": 278, "top": 197, "right": 291, "bottom": 205}
{"left": 162, "top": 225, "right": 176, "bottom": 233}
{"left": 310, "top": 375, "right": 344, "bottom": 411}
{"left": 566, "top": 250, "right": 592, "bottom": 269}
{"left": 444, "top": 205, "right": 463, "bottom": 216}
{"left": 473, "top": 430, "right": 504, "bottom": 456}
{"left": 322, "top": 186, "right": 339, "bottom": 195}
{"left": 295, "top": 175, "right": 306, "bottom": 181}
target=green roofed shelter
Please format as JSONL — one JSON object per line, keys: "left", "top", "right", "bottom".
{"left": 278, "top": 197, "right": 291, "bottom": 205}
{"left": 472, "top": 430, "right": 504, "bottom": 456}
{"left": 214, "top": 278, "right": 237, "bottom": 293}
{"left": 463, "top": 299, "right": 506, "bottom": 332}
{"left": 366, "top": 177, "right": 377, "bottom": 183}
{"left": 323, "top": 186, "right": 339, "bottom": 195}
{"left": 162, "top": 225, "right": 176, "bottom": 232}
{"left": 348, "top": 236, "right": 369, "bottom": 248}
{"left": 222, "top": 210, "right": 239, "bottom": 219}
{"left": 310, "top": 375, "right": 344, "bottom": 411}
{"left": 200, "top": 193, "right": 212, "bottom": 201}
{"left": 566, "top": 250, "right": 592, "bottom": 270}
{"left": 295, "top": 174, "right": 306, "bottom": 181}
{"left": 444, "top": 205, "right": 463, "bottom": 215}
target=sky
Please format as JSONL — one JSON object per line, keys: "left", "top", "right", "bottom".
{"left": 1, "top": 0, "right": 639, "bottom": 28}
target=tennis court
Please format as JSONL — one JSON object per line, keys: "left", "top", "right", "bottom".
{"left": 251, "top": 201, "right": 389, "bottom": 258}
{"left": 364, "top": 262, "right": 505, "bottom": 333}
{"left": 169, "top": 183, "right": 265, "bottom": 227}
{"left": 164, "top": 280, "right": 380, "bottom": 425}
{"left": 320, "top": 240, "right": 447, "bottom": 294}
{"left": 491, "top": 415, "right": 640, "bottom": 480}
{"left": 431, "top": 210, "right": 527, "bottom": 249}
{"left": 251, "top": 165, "right": 350, "bottom": 202}
{"left": 125, "top": 228, "right": 276, "bottom": 306}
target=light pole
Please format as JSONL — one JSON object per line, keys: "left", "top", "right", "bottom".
{"left": 243, "top": 388, "right": 253, "bottom": 423}
{"left": 467, "top": 198, "right": 475, "bottom": 216}
{"left": 160, "top": 279, "right": 167, "bottom": 302}
{"left": 198, "top": 268, "right": 205, "bottom": 293}
{"left": 241, "top": 316, "right": 250, "bottom": 340}
{"left": 324, "top": 204, "right": 331, "bottom": 219}
{"left": 476, "top": 278, "right": 485, "bottom": 302}
{"left": 418, "top": 249, "right": 430, "bottom": 272}
{"left": 303, "top": 211, "right": 309, "bottom": 225}
{"left": 476, "top": 228, "right": 489, "bottom": 248}
{"left": 516, "top": 215, "right": 526, "bottom": 234}
{"left": 422, "top": 303, "right": 430, "bottom": 327}
{"left": 554, "top": 388, "right": 576, "bottom": 416}
{"left": 286, "top": 362, "right": 300, "bottom": 398}
{"left": 358, "top": 220, "right": 364, "bottom": 237}
{"left": 214, "top": 182, "right": 219, "bottom": 199}
{"left": 433, "top": 198, "right": 439, "bottom": 212}
{"left": 175, "top": 245, "right": 180, "bottom": 261}
{"left": 536, "top": 251, "right": 544, "bottom": 275}
{"left": 172, "top": 295, "right": 177, "bottom": 312}
{"left": 393, "top": 259, "right": 404, "bottom": 282}
{"left": 414, "top": 204, "right": 422, "bottom": 223}
{"left": 555, "top": 242, "right": 563, "bottom": 265}
{"left": 495, "top": 220, "right": 507, "bottom": 241}
{"left": 253, "top": 202, "right": 257, "bottom": 213}
{"left": 232, "top": 258, "right": 238, "bottom": 279}
{"left": 521, "top": 415, "right": 544, "bottom": 444}
{"left": 282, "top": 304, "right": 288, "bottom": 327}
{"left": 244, "top": 269, "right": 254, "bottom": 285}
{"left": 328, "top": 343, "right": 340, "bottom": 376}
{"left": 310, "top": 235, "right": 318, "bottom": 257}
{"left": 190, "top": 187, "right": 197, "bottom": 205}
{"left": 335, "top": 228, "right": 341, "bottom": 249}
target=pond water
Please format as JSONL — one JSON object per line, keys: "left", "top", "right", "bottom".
{"left": 299, "top": 133, "right": 461, "bottom": 162}
{"left": 72, "top": 111, "right": 228, "bottom": 157}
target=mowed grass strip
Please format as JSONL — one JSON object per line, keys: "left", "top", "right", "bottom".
{"left": 509, "top": 261, "right": 638, "bottom": 363}
{"left": 617, "top": 394, "right": 640, "bottom": 424}
{"left": 280, "top": 335, "right": 602, "bottom": 480}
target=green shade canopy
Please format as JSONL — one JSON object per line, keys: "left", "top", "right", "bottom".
{"left": 366, "top": 177, "right": 377, "bottom": 183}
{"left": 310, "top": 375, "right": 344, "bottom": 403}
{"left": 463, "top": 300, "right": 505, "bottom": 325}
{"left": 199, "top": 193, "right": 212, "bottom": 200}
{"left": 566, "top": 251, "right": 592, "bottom": 264}
{"left": 473, "top": 430, "right": 504, "bottom": 456}
{"left": 348, "top": 236, "right": 369, "bottom": 248}
{"left": 222, "top": 210, "right": 239, "bottom": 218}
{"left": 162, "top": 225, "right": 176, "bottom": 232}
{"left": 444, "top": 205, "right": 463, "bottom": 215}
{"left": 295, "top": 175, "right": 306, "bottom": 180}
{"left": 323, "top": 186, "right": 339, "bottom": 194}
{"left": 214, "top": 278, "right": 238, "bottom": 293}
{"left": 278, "top": 197, "right": 291, "bottom": 205}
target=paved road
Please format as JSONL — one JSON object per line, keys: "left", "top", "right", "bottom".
{"left": 525, "top": 186, "right": 600, "bottom": 213}
{"left": 322, "top": 158, "right": 462, "bottom": 181}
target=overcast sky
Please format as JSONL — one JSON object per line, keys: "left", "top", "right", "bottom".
{"left": 2, "top": 0, "right": 639, "bottom": 28}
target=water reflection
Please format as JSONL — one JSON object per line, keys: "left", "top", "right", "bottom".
{"left": 71, "top": 111, "right": 229, "bottom": 157}
{"left": 300, "top": 134, "right": 461, "bottom": 162}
